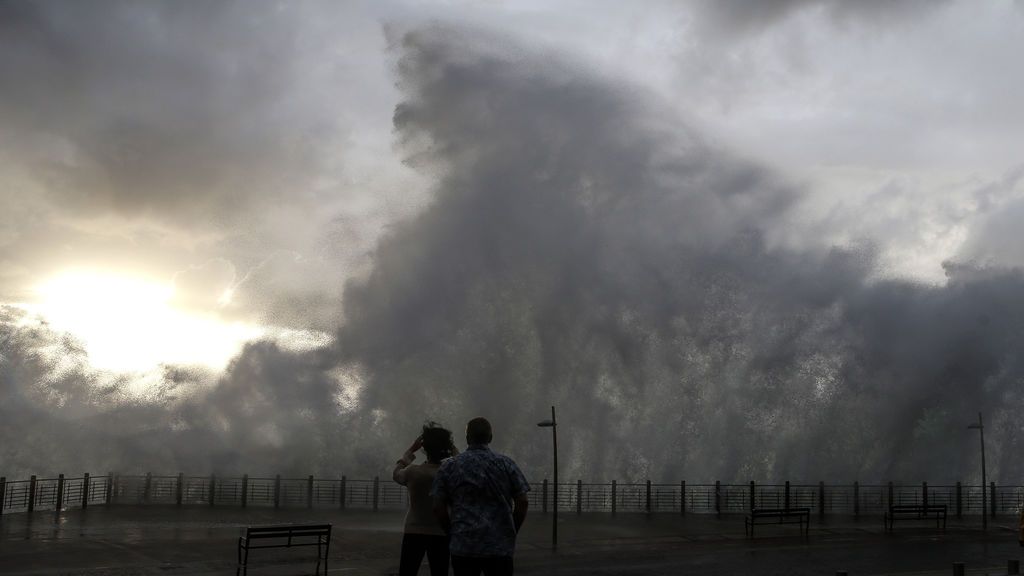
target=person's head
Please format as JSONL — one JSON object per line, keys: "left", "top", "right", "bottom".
{"left": 466, "top": 417, "right": 493, "bottom": 446}
{"left": 421, "top": 422, "right": 455, "bottom": 463}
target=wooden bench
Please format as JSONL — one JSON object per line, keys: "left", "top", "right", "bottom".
{"left": 884, "top": 504, "right": 946, "bottom": 532}
{"left": 745, "top": 507, "right": 810, "bottom": 538}
{"left": 237, "top": 524, "right": 331, "bottom": 574}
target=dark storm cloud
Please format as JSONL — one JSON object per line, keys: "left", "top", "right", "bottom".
{"left": 0, "top": 304, "right": 356, "bottom": 478}
{"left": 0, "top": 0, "right": 345, "bottom": 225}
{"left": 694, "top": 0, "right": 954, "bottom": 35}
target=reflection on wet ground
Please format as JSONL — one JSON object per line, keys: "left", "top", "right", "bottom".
{"left": 1, "top": 506, "right": 1022, "bottom": 575}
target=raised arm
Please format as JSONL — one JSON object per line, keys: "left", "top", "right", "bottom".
{"left": 392, "top": 436, "right": 423, "bottom": 485}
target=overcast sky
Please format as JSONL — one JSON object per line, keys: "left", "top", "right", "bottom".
{"left": 2, "top": 0, "right": 1024, "bottom": 479}
{"left": 3, "top": 1, "right": 1021, "bottom": 329}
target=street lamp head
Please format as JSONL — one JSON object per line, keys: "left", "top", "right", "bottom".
{"left": 537, "top": 420, "right": 556, "bottom": 427}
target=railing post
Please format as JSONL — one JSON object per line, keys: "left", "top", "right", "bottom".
{"left": 749, "top": 480, "right": 756, "bottom": 511}
{"left": 273, "top": 475, "right": 281, "bottom": 508}
{"left": 715, "top": 480, "right": 721, "bottom": 518}
{"left": 241, "top": 474, "right": 248, "bottom": 508}
{"left": 991, "top": 482, "right": 997, "bottom": 518}
{"left": 956, "top": 481, "right": 962, "bottom": 518}
{"left": 340, "top": 476, "right": 346, "bottom": 510}
{"left": 853, "top": 481, "right": 859, "bottom": 517}
{"left": 646, "top": 480, "right": 652, "bottom": 513}
{"left": 0, "top": 476, "right": 5, "bottom": 514}
{"left": 56, "top": 474, "right": 65, "bottom": 511}
{"left": 888, "top": 481, "right": 894, "bottom": 507}
{"left": 819, "top": 481, "right": 825, "bottom": 518}
{"left": 28, "top": 475, "right": 37, "bottom": 512}
{"left": 784, "top": 481, "right": 790, "bottom": 510}
{"left": 577, "top": 480, "right": 582, "bottom": 515}
{"left": 611, "top": 480, "right": 617, "bottom": 515}
{"left": 106, "top": 472, "right": 114, "bottom": 506}
{"left": 923, "top": 481, "right": 928, "bottom": 509}
{"left": 542, "top": 479, "right": 548, "bottom": 514}
{"left": 143, "top": 472, "right": 152, "bottom": 504}
{"left": 680, "top": 481, "right": 686, "bottom": 516}
{"left": 82, "top": 473, "right": 91, "bottom": 509}
{"left": 308, "top": 475, "right": 315, "bottom": 509}
{"left": 371, "top": 476, "right": 379, "bottom": 511}
{"left": 176, "top": 473, "right": 183, "bottom": 506}
{"left": 209, "top": 474, "right": 216, "bottom": 507}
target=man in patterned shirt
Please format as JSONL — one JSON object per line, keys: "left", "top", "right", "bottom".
{"left": 432, "top": 417, "right": 530, "bottom": 576}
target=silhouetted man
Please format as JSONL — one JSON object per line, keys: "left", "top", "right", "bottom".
{"left": 432, "top": 417, "right": 530, "bottom": 576}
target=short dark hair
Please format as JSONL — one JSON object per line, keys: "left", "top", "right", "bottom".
{"left": 466, "top": 417, "right": 493, "bottom": 445}
{"left": 421, "top": 422, "right": 454, "bottom": 463}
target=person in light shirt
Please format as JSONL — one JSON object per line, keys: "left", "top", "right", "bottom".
{"left": 393, "top": 422, "right": 458, "bottom": 576}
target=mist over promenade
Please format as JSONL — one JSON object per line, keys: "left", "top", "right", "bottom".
{"left": 2, "top": 505, "right": 1022, "bottom": 575}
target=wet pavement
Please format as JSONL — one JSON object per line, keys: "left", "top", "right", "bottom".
{"left": 0, "top": 506, "right": 1022, "bottom": 575}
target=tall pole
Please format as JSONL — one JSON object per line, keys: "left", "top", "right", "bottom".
{"left": 551, "top": 405, "right": 558, "bottom": 550}
{"left": 979, "top": 412, "right": 987, "bottom": 531}
{"left": 537, "top": 407, "right": 559, "bottom": 550}
{"left": 969, "top": 412, "right": 987, "bottom": 530}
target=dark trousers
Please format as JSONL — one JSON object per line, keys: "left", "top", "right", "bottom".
{"left": 399, "top": 533, "right": 449, "bottom": 576}
{"left": 451, "top": 555, "right": 514, "bottom": 576}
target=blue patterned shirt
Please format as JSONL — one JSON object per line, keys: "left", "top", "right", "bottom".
{"left": 431, "top": 444, "right": 530, "bottom": 557}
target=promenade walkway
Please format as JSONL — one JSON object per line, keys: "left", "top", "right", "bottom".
{"left": 0, "top": 506, "right": 1021, "bottom": 575}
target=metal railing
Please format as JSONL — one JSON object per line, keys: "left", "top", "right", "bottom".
{"left": 0, "top": 473, "right": 1019, "bottom": 518}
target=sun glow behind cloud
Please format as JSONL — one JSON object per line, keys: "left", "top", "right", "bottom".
{"left": 28, "top": 270, "right": 264, "bottom": 373}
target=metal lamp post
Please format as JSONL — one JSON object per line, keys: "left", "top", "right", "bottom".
{"left": 968, "top": 412, "right": 987, "bottom": 531}
{"left": 537, "top": 406, "right": 558, "bottom": 549}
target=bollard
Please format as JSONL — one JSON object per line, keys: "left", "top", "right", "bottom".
{"left": 56, "top": 474, "right": 65, "bottom": 512}
{"left": 143, "top": 472, "right": 152, "bottom": 504}
{"left": 542, "top": 480, "right": 548, "bottom": 514}
{"left": 611, "top": 480, "right": 617, "bottom": 515}
{"left": 28, "top": 475, "right": 36, "bottom": 513}
{"left": 680, "top": 481, "right": 686, "bottom": 516}
{"left": 577, "top": 480, "right": 582, "bottom": 515}
{"left": 992, "top": 482, "right": 997, "bottom": 518}
{"left": 854, "top": 481, "right": 859, "bottom": 517}
{"left": 1009, "top": 559, "right": 1020, "bottom": 575}
{"left": 956, "top": 482, "right": 962, "bottom": 518}
{"left": 241, "top": 474, "right": 248, "bottom": 508}
{"left": 819, "top": 481, "right": 826, "bottom": 518}
{"left": 274, "top": 475, "right": 281, "bottom": 509}
{"left": 309, "top": 475, "right": 316, "bottom": 510}
{"left": 952, "top": 561, "right": 965, "bottom": 576}
{"left": 715, "top": 481, "right": 721, "bottom": 517}
{"left": 209, "top": 474, "right": 216, "bottom": 507}
{"left": 176, "top": 473, "right": 183, "bottom": 506}
{"left": 82, "top": 473, "right": 90, "bottom": 509}
{"left": 339, "top": 476, "right": 346, "bottom": 510}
